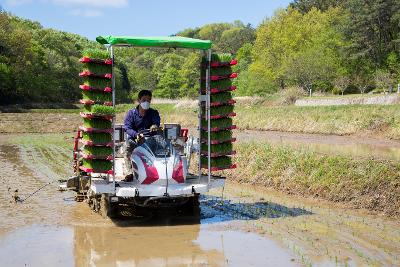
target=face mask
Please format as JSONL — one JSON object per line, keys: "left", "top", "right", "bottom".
{"left": 140, "top": 101, "right": 150, "bottom": 110}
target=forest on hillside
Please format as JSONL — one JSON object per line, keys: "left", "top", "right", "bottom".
{"left": 1, "top": 0, "right": 400, "bottom": 104}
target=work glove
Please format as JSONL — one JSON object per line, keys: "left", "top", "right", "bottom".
{"left": 135, "top": 133, "right": 145, "bottom": 144}
{"left": 150, "top": 125, "right": 159, "bottom": 132}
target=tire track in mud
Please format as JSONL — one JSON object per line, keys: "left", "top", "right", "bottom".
{"left": 215, "top": 185, "right": 400, "bottom": 266}
{"left": 0, "top": 144, "right": 75, "bottom": 233}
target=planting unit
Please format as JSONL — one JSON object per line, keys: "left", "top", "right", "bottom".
{"left": 200, "top": 53, "right": 237, "bottom": 172}
{"left": 66, "top": 37, "right": 229, "bottom": 218}
{"left": 77, "top": 49, "right": 115, "bottom": 175}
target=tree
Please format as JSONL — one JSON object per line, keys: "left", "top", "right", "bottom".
{"left": 333, "top": 76, "right": 350, "bottom": 95}
{"left": 375, "top": 70, "right": 394, "bottom": 93}
{"left": 251, "top": 7, "right": 346, "bottom": 94}
{"left": 155, "top": 67, "right": 183, "bottom": 99}
{"left": 290, "top": 0, "right": 345, "bottom": 13}
{"left": 344, "top": 0, "right": 400, "bottom": 68}
{"left": 217, "top": 24, "right": 256, "bottom": 54}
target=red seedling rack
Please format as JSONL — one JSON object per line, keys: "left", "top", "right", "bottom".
{"left": 80, "top": 99, "right": 113, "bottom": 106}
{"left": 79, "top": 126, "right": 113, "bottom": 133}
{"left": 80, "top": 112, "right": 114, "bottom": 120}
{"left": 201, "top": 138, "right": 236, "bottom": 145}
{"left": 79, "top": 166, "right": 113, "bottom": 175}
{"left": 79, "top": 57, "right": 112, "bottom": 65}
{"left": 79, "top": 71, "right": 112, "bottom": 79}
{"left": 80, "top": 139, "right": 113, "bottom": 147}
{"left": 79, "top": 84, "right": 112, "bottom": 93}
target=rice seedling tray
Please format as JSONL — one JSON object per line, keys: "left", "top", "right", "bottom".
{"left": 203, "top": 164, "right": 237, "bottom": 171}
{"left": 80, "top": 84, "right": 112, "bottom": 92}
{"left": 82, "top": 91, "right": 112, "bottom": 103}
{"left": 201, "top": 129, "right": 232, "bottom": 140}
{"left": 79, "top": 71, "right": 112, "bottom": 79}
{"left": 203, "top": 105, "right": 235, "bottom": 115}
{"left": 201, "top": 118, "right": 233, "bottom": 129}
{"left": 79, "top": 126, "right": 113, "bottom": 133}
{"left": 201, "top": 151, "right": 236, "bottom": 157}
{"left": 81, "top": 159, "right": 113, "bottom": 174}
{"left": 202, "top": 73, "right": 237, "bottom": 81}
{"left": 201, "top": 125, "right": 237, "bottom": 132}
{"left": 80, "top": 112, "right": 114, "bottom": 120}
{"left": 79, "top": 99, "right": 112, "bottom": 106}
{"left": 80, "top": 139, "right": 113, "bottom": 147}
{"left": 80, "top": 57, "right": 112, "bottom": 65}
{"left": 201, "top": 86, "right": 236, "bottom": 95}
{"left": 80, "top": 166, "right": 113, "bottom": 175}
{"left": 81, "top": 152, "right": 113, "bottom": 160}
{"left": 201, "top": 138, "right": 236, "bottom": 145}
{"left": 210, "top": 59, "right": 237, "bottom": 67}
{"left": 203, "top": 113, "right": 236, "bottom": 120}
{"left": 82, "top": 49, "right": 110, "bottom": 60}
{"left": 210, "top": 100, "right": 236, "bottom": 107}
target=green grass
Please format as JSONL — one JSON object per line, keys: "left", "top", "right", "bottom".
{"left": 202, "top": 130, "right": 232, "bottom": 141}
{"left": 82, "top": 63, "right": 111, "bottom": 74}
{"left": 201, "top": 118, "right": 233, "bottom": 128}
{"left": 83, "top": 118, "right": 112, "bottom": 129}
{"left": 83, "top": 146, "right": 112, "bottom": 157}
{"left": 233, "top": 142, "right": 400, "bottom": 216}
{"left": 82, "top": 91, "right": 112, "bottom": 102}
{"left": 82, "top": 49, "right": 110, "bottom": 59}
{"left": 82, "top": 77, "right": 111, "bottom": 89}
{"left": 201, "top": 156, "right": 232, "bottom": 168}
{"left": 82, "top": 132, "right": 112, "bottom": 143}
{"left": 201, "top": 142, "right": 233, "bottom": 153}
{"left": 82, "top": 159, "right": 112, "bottom": 172}
{"left": 83, "top": 104, "right": 115, "bottom": 115}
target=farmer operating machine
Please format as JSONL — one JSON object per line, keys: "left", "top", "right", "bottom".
{"left": 64, "top": 36, "right": 238, "bottom": 218}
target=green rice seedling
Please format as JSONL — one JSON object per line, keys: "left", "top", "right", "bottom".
{"left": 211, "top": 53, "right": 233, "bottom": 62}
{"left": 83, "top": 146, "right": 113, "bottom": 157}
{"left": 211, "top": 67, "right": 232, "bottom": 76}
{"left": 83, "top": 104, "right": 115, "bottom": 115}
{"left": 211, "top": 79, "right": 232, "bottom": 89}
{"left": 201, "top": 66, "right": 232, "bottom": 77}
{"left": 201, "top": 77, "right": 233, "bottom": 91}
{"left": 82, "top": 132, "right": 112, "bottom": 143}
{"left": 82, "top": 90, "right": 112, "bottom": 102}
{"left": 201, "top": 142, "right": 233, "bottom": 154}
{"left": 82, "top": 159, "right": 112, "bottom": 172}
{"left": 201, "top": 118, "right": 233, "bottom": 128}
{"left": 82, "top": 63, "right": 112, "bottom": 74}
{"left": 83, "top": 118, "right": 112, "bottom": 129}
{"left": 203, "top": 105, "right": 234, "bottom": 116}
{"left": 210, "top": 92, "right": 233, "bottom": 103}
{"left": 201, "top": 130, "right": 232, "bottom": 140}
{"left": 82, "top": 49, "right": 110, "bottom": 59}
{"left": 82, "top": 77, "right": 111, "bottom": 89}
{"left": 201, "top": 156, "right": 232, "bottom": 167}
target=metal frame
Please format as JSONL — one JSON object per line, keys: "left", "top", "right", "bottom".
{"left": 106, "top": 45, "right": 213, "bottom": 192}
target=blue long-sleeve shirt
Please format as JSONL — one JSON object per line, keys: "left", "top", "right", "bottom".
{"left": 124, "top": 106, "right": 161, "bottom": 139}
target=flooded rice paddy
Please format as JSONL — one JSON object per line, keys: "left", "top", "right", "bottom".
{"left": 0, "top": 134, "right": 399, "bottom": 266}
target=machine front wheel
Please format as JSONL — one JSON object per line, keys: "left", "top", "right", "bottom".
{"left": 100, "top": 194, "right": 117, "bottom": 219}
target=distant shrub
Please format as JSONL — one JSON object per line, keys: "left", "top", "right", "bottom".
{"left": 279, "top": 87, "right": 306, "bottom": 105}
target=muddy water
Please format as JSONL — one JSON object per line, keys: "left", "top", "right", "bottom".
{"left": 0, "top": 136, "right": 399, "bottom": 266}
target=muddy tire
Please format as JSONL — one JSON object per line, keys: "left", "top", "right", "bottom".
{"left": 100, "top": 194, "right": 116, "bottom": 219}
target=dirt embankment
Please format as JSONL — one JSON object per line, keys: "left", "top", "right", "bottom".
{"left": 295, "top": 94, "right": 400, "bottom": 106}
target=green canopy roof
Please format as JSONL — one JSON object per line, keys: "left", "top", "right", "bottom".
{"left": 96, "top": 36, "right": 212, "bottom": 50}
